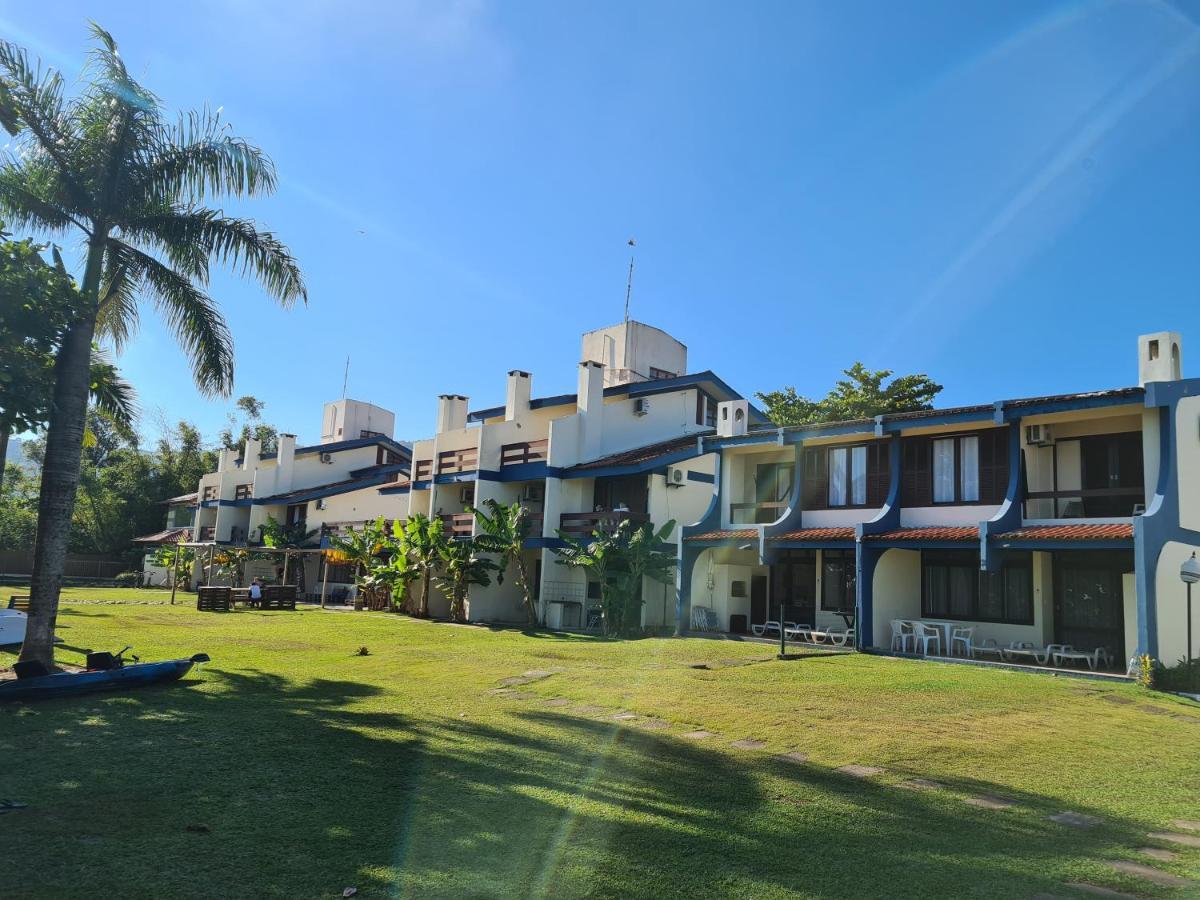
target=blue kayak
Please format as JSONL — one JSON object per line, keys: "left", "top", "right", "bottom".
{"left": 0, "top": 654, "right": 210, "bottom": 701}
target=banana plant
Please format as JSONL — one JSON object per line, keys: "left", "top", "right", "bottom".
{"left": 471, "top": 499, "right": 538, "bottom": 624}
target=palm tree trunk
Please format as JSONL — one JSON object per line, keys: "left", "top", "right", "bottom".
{"left": 19, "top": 238, "right": 105, "bottom": 667}
{"left": 0, "top": 424, "right": 9, "bottom": 499}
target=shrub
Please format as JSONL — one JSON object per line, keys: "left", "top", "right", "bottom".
{"left": 114, "top": 571, "right": 142, "bottom": 588}
{"left": 1149, "top": 657, "right": 1200, "bottom": 694}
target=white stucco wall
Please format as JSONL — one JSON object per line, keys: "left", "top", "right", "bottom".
{"left": 1175, "top": 396, "right": 1200, "bottom": 533}
{"left": 900, "top": 505, "right": 1001, "bottom": 527}
{"left": 1154, "top": 540, "right": 1200, "bottom": 666}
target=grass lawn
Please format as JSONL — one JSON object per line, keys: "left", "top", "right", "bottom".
{"left": 2, "top": 591, "right": 1198, "bottom": 899}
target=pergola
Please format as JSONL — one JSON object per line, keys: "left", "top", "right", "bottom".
{"left": 174, "top": 542, "right": 337, "bottom": 606}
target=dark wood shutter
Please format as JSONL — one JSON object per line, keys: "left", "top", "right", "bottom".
{"left": 978, "top": 428, "right": 1010, "bottom": 504}
{"left": 866, "top": 441, "right": 891, "bottom": 506}
{"left": 801, "top": 447, "right": 828, "bottom": 510}
{"left": 901, "top": 437, "right": 932, "bottom": 507}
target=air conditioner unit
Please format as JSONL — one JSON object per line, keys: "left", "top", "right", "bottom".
{"left": 633, "top": 397, "right": 650, "bottom": 417}
{"left": 665, "top": 465, "right": 687, "bottom": 487}
{"left": 521, "top": 483, "right": 543, "bottom": 502}
{"left": 458, "top": 485, "right": 475, "bottom": 504}
{"left": 1024, "top": 424, "right": 1055, "bottom": 446}
{"left": 319, "top": 452, "right": 334, "bottom": 464}
{"left": 315, "top": 497, "right": 328, "bottom": 510}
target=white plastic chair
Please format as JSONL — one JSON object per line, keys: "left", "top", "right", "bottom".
{"left": 949, "top": 625, "right": 974, "bottom": 658}
{"left": 828, "top": 626, "right": 855, "bottom": 647}
{"left": 690, "top": 606, "right": 711, "bottom": 632}
{"left": 889, "top": 619, "right": 914, "bottom": 653}
{"left": 911, "top": 622, "right": 942, "bottom": 656}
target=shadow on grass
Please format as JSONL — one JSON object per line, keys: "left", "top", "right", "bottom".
{"left": 1, "top": 658, "right": 1176, "bottom": 900}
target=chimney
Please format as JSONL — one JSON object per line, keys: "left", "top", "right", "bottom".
{"left": 242, "top": 437, "right": 262, "bottom": 471}
{"left": 577, "top": 360, "right": 604, "bottom": 415}
{"left": 505, "top": 370, "right": 532, "bottom": 422}
{"left": 218, "top": 447, "right": 236, "bottom": 473}
{"left": 277, "top": 433, "right": 297, "bottom": 488}
{"left": 1138, "top": 332, "right": 1183, "bottom": 387}
{"left": 436, "top": 395, "right": 469, "bottom": 434}
{"left": 716, "top": 400, "right": 750, "bottom": 438}
{"left": 577, "top": 361, "right": 605, "bottom": 461}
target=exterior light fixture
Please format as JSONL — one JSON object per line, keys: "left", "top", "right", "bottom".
{"left": 1181, "top": 552, "right": 1200, "bottom": 663}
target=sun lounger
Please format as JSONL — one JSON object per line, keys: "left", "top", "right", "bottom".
{"left": 1001, "top": 642, "right": 1070, "bottom": 666}
{"left": 1052, "top": 647, "right": 1111, "bottom": 670}
{"left": 751, "top": 620, "right": 797, "bottom": 637}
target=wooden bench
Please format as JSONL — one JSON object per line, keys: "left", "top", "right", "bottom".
{"left": 258, "top": 586, "right": 297, "bottom": 611}
{"left": 8, "top": 595, "right": 30, "bottom": 612}
{"left": 196, "top": 587, "right": 232, "bottom": 612}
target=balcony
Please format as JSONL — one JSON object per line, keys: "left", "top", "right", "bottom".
{"left": 1023, "top": 488, "right": 1145, "bottom": 520}
{"left": 437, "top": 446, "right": 478, "bottom": 475}
{"left": 441, "top": 513, "right": 475, "bottom": 538}
{"left": 559, "top": 511, "right": 649, "bottom": 536}
{"left": 320, "top": 519, "right": 402, "bottom": 537}
{"left": 198, "top": 526, "right": 216, "bottom": 542}
{"left": 729, "top": 501, "right": 787, "bottom": 525}
{"left": 414, "top": 459, "right": 434, "bottom": 481}
{"left": 501, "top": 439, "right": 548, "bottom": 467}
{"left": 234, "top": 483, "right": 253, "bottom": 501}
{"left": 201, "top": 487, "right": 218, "bottom": 501}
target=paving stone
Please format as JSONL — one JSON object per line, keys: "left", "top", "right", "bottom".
{"left": 637, "top": 719, "right": 669, "bottom": 730}
{"left": 1149, "top": 831, "right": 1200, "bottom": 848}
{"left": 1136, "top": 704, "right": 1173, "bottom": 716}
{"left": 1171, "top": 819, "right": 1200, "bottom": 832}
{"left": 486, "top": 687, "right": 515, "bottom": 695}
{"left": 964, "top": 794, "right": 1017, "bottom": 810}
{"left": 680, "top": 730, "right": 715, "bottom": 740}
{"left": 730, "top": 739, "right": 767, "bottom": 750}
{"left": 1048, "top": 811, "right": 1102, "bottom": 829}
{"left": 573, "top": 705, "right": 607, "bottom": 715}
{"left": 611, "top": 713, "right": 638, "bottom": 721}
{"left": 1106, "top": 861, "right": 1191, "bottom": 887}
{"left": 521, "top": 670, "right": 556, "bottom": 678}
{"left": 504, "top": 690, "right": 538, "bottom": 701}
{"left": 1062, "top": 883, "right": 1135, "bottom": 898}
{"left": 837, "top": 764, "right": 884, "bottom": 778}
{"left": 542, "top": 698, "right": 571, "bottom": 707}
{"left": 1136, "top": 847, "right": 1178, "bottom": 862}
{"left": 899, "top": 778, "right": 945, "bottom": 791}
{"left": 498, "top": 676, "right": 532, "bottom": 686}
{"left": 776, "top": 751, "right": 809, "bottom": 764}
{"left": 1099, "top": 694, "right": 1134, "bottom": 705}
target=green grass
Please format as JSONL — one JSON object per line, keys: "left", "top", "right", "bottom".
{"left": 2, "top": 592, "right": 1198, "bottom": 899}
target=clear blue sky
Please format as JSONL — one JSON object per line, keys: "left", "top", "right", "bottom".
{"left": 3, "top": 1, "right": 1199, "bottom": 446}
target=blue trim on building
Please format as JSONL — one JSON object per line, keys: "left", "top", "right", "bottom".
{"left": 854, "top": 437, "right": 903, "bottom": 650}
{"left": 676, "top": 453, "right": 725, "bottom": 635}
{"left": 562, "top": 445, "right": 707, "bottom": 480}
{"left": 238, "top": 434, "right": 411, "bottom": 465}
{"left": 980, "top": 423, "right": 1024, "bottom": 572}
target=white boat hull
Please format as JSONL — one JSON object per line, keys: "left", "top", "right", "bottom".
{"left": 0, "top": 609, "right": 27, "bottom": 647}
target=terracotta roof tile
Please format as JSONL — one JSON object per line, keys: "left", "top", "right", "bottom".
{"left": 685, "top": 529, "right": 758, "bottom": 542}
{"left": 995, "top": 523, "right": 1133, "bottom": 542}
{"left": 864, "top": 526, "right": 978, "bottom": 542}
{"left": 767, "top": 527, "right": 856, "bottom": 542}
{"left": 571, "top": 431, "right": 713, "bottom": 471}
{"left": 132, "top": 527, "right": 190, "bottom": 544}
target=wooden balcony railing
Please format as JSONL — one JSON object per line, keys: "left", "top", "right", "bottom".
{"left": 501, "top": 439, "right": 548, "bottom": 466}
{"left": 320, "top": 519, "right": 402, "bottom": 537}
{"left": 520, "top": 511, "right": 544, "bottom": 537}
{"left": 438, "top": 446, "right": 479, "bottom": 475}
{"left": 729, "top": 501, "right": 787, "bottom": 525}
{"left": 559, "top": 511, "right": 649, "bottom": 536}
{"left": 198, "top": 526, "right": 216, "bottom": 541}
{"left": 201, "top": 487, "right": 218, "bottom": 501}
{"left": 234, "top": 483, "right": 253, "bottom": 501}
{"left": 414, "top": 459, "right": 434, "bottom": 481}
{"left": 1022, "top": 487, "right": 1145, "bottom": 519}
{"left": 441, "top": 513, "right": 475, "bottom": 538}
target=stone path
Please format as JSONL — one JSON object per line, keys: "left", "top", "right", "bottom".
{"left": 484, "top": 672, "right": 1199, "bottom": 898}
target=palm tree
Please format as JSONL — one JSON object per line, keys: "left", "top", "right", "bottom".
{"left": 554, "top": 523, "right": 622, "bottom": 635}
{"left": 402, "top": 514, "right": 447, "bottom": 618}
{"left": 471, "top": 499, "right": 538, "bottom": 625}
{"left": 436, "top": 537, "right": 500, "bottom": 623}
{"left": 328, "top": 517, "right": 394, "bottom": 611}
{"left": 0, "top": 27, "right": 305, "bottom": 666}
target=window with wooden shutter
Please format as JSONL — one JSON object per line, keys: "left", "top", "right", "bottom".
{"left": 902, "top": 437, "right": 932, "bottom": 506}
{"left": 802, "top": 447, "right": 827, "bottom": 510}
{"left": 978, "top": 428, "right": 1010, "bottom": 504}
{"left": 866, "top": 441, "right": 891, "bottom": 507}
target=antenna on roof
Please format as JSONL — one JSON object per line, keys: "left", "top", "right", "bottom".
{"left": 624, "top": 238, "right": 636, "bottom": 323}
{"left": 342, "top": 355, "right": 350, "bottom": 400}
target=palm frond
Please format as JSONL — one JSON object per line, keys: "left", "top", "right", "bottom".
{"left": 88, "top": 348, "right": 138, "bottom": 428}
{"left": 137, "top": 108, "right": 277, "bottom": 204}
{"left": 0, "top": 164, "right": 78, "bottom": 234}
{"left": 95, "top": 239, "right": 140, "bottom": 349}
{"left": 123, "top": 207, "right": 305, "bottom": 305}
{"left": 110, "top": 238, "right": 235, "bottom": 397}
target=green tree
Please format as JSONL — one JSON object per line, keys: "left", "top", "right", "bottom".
{"left": 151, "top": 543, "right": 193, "bottom": 589}
{"left": 435, "top": 536, "right": 500, "bottom": 623}
{"left": 756, "top": 363, "right": 943, "bottom": 427}
{"left": 401, "top": 514, "right": 447, "bottom": 618}
{"left": 219, "top": 394, "right": 278, "bottom": 455}
{"left": 554, "top": 518, "right": 678, "bottom": 637}
{"left": 260, "top": 516, "right": 318, "bottom": 597}
{"left": 471, "top": 499, "right": 538, "bottom": 625}
{"left": 0, "top": 26, "right": 305, "bottom": 666}
{"left": 0, "top": 460, "right": 38, "bottom": 550}
{"left": 327, "top": 517, "right": 400, "bottom": 611}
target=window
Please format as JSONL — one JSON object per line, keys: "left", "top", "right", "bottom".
{"left": 754, "top": 462, "right": 794, "bottom": 522}
{"left": 695, "top": 391, "right": 717, "bottom": 427}
{"left": 360, "top": 429, "right": 384, "bottom": 439}
{"left": 804, "top": 442, "right": 890, "bottom": 509}
{"left": 202, "top": 486, "right": 218, "bottom": 501}
{"left": 821, "top": 550, "right": 856, "bottom": 612}
{"left": 921, "top": 550, "right": 1033, "bottom": 624}
{"left": 904, "top": 429, "right": 1008, "bottom": 506}
{"left": 234, "top": 483, "right": 253, "bottom": 500}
